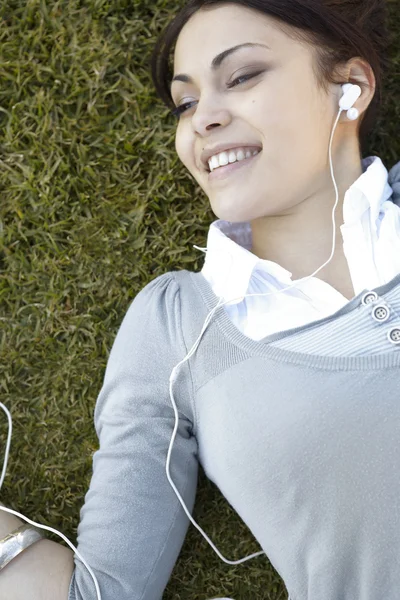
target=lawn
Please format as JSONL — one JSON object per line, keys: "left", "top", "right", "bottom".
{"left": 1, "top": 1, "right": 400, "bottom": 599}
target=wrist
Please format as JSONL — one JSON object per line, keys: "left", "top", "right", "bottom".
{"left": 0, "top": 502, "right": 25, "bottom": 539}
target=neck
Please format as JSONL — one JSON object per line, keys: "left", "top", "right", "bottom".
{"left": 249, "top": 151, "right": 363, "bottom": 297}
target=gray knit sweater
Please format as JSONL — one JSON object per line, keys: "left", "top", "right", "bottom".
{"left": 68, "top": 261, "right": 400, "bottom": 600}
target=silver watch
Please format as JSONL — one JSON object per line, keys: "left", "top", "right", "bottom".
{"left": 0, "top": 523, "right": 46, "bottom": 570}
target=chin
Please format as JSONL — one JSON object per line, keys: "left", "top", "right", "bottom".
{"left": 210, "top": 198, "right": 266, "bottom": 223}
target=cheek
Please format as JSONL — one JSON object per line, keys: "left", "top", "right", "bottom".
{"left": 252, "top": 92, "right": 298, "bottom": 141}
{"left": 256, "top": 108, "right": 324, "bottom": 190}
{"left": 174, "top": 133, "right": 184, "bottom": 161}
{"left": 175, "top": 134, "right": 193, "bottom": 169}
{"left": 263, "top": 98, "right": 323, "bottom": 159}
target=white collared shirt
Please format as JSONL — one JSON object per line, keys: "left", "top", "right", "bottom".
{"left": 200, "top": 156, "right": 400, "bottom": 340}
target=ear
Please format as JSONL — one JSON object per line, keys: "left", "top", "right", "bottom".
{"left": 341, "top": 57, "right": 376, "bottom": 119}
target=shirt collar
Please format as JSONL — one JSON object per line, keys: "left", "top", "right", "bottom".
{"left": 342, "top": 155, "right": 393, "bottom": 233}
{"left": 202, "top": 155, "right": 395, "bottom": 305}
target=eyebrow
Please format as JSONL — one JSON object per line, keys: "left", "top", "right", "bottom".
{"left": 170, "top": 42, "right": 271, "bottom": 90}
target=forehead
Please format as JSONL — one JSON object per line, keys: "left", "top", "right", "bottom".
{"left": 173, "top": 4, "right": 295, "bottom": 69}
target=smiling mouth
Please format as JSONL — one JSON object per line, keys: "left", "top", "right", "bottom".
{"left": 205, "top": 150, "right": 262, "bottom": 177}
{"left": 205, "top": 150, "right": 262, "bottom": 173}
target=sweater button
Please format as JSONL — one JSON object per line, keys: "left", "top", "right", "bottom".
{"left": 387, "top": 328, "right": 400, "bottom": 345}
{"left": 371, "top": 303, "right": 390, "bottom": 323}
{"left": 361, "top": 291, "right": 378, "bottom": 305}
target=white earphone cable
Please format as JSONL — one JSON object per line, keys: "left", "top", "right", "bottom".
{"left": 0, "top": 85, "right": 359, "bottom": 600}
{"left": 165, "top": 109, "right": 343, "bottom": 561}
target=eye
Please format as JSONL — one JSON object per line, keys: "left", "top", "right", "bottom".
{"left": 170, "top": 70, "right": 264, "bottom": 118}
{"left": 170, "top": 101, "right": 197, "bottom": 119}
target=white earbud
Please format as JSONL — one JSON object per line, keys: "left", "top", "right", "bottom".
{"left": 340, "top": 83, "right": 362, "bottom": 120}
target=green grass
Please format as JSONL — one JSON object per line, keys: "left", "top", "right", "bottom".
{"left": 1, "top": 1, "right": 400, "bottom": 598}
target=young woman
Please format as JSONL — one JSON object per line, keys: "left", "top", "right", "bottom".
{"left": 1, "top": 1, "right": 399, "bottom": 599}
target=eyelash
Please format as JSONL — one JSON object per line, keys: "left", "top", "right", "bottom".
{"left": 171, "top": 70, "right": 264, "bottom": 118}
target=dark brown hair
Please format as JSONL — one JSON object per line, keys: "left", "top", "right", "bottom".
{"left": 150, "top": 0, "right": 391, "bottom": 155}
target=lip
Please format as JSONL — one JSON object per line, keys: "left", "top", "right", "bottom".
{"left": 208, "top": 151, "right": 262, "bottom": 181}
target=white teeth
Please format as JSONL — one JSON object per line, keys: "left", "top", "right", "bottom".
{"left": 208, "top": 148, "right": 261, "bottom": 172}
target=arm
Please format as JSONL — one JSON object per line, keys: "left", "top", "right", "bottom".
{"left": 68, "top": 272, "right": 199, "bottom": 599}
{"left": 0, "top": 272, "right": 198, "bottom": 600}
{"left": 0, "top": 504, "right": 75, "bottom": 600}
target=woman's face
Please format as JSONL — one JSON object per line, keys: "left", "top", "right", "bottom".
{"left": 170, "top": 3, "right": 354, "bottom": 223}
